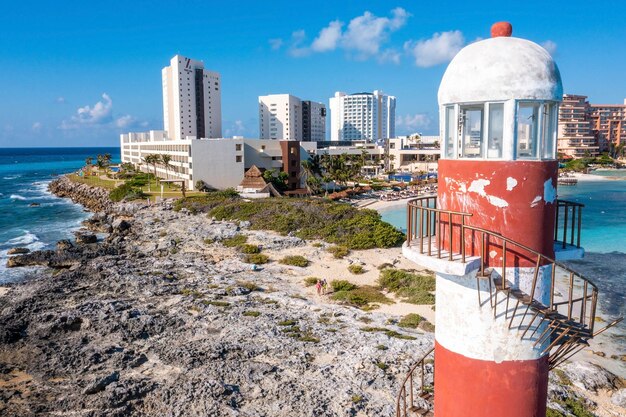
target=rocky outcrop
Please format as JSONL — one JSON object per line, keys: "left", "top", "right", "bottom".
{"left": 48, "top": 176, "right": 113, "bottom": 213}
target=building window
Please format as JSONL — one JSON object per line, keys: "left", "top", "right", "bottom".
{"left": 517, "top": 102, "right": 540, "bottom": 159}
{"left": 445, "top": 106, "right": 455, "bottom": 158}
{"left": 541, "top": 103, "right": 557, "bottom": 159}
{"left": 236, "top": 155, "right": 242, "bottom": 163}
{"left": 487, "top": 103, "right": 504, "bottom": 158}
{"left": 460, "top": 106, "right": 483, "bottom": 158}
{"left": 235, "top": 144, "right": 242, "bottom": 151}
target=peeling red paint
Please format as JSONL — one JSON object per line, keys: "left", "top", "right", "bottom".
{"left": 438, "top": 160, "right": 557, "bottom": 267}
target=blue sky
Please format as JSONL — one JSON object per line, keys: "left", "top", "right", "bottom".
{"left": 1, "top": 0, "right": 625, "bottom": 147}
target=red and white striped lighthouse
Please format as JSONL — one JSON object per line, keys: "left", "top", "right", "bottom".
{"left": 402, "top": 22, "right": 564, "bottom": 417}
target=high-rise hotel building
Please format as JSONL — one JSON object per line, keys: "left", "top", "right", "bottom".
{"left": 162, "top": 55, "right": 222, "bottom": 140}
{"left": 329, "top": 90, "right": 396, "bottom": 142}
{"left": 258, "top": 94, "right": 326, "bottom": 141}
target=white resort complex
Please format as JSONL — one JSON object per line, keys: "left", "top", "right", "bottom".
{"left": 120, "top": 55, "right": 437, "bottom": 191}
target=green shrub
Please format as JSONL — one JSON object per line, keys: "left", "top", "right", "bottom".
{"left": 327, "top": 245, "right": 350, "bottom": 259}
{"left": 375, "top": 361, "right": 388, "bottom": 371}
{"left": 398, "top": 313, "right": 423, "bottom": 328}
{"left": 351, "top": 395, "right": 363, "bottom": 403}
{"left": 376, "top": 344, "right": 388, "bottom": 350}
{"left": 202, "top": 300, "right": 230, "bottom": 307}
{"left": 298, "top": 333, "right": 320, "bottom": 343}
{"left": 280, "top": 255, "right": 309, "bottom": 267}
{"left": 312, "top": 242, "right": 323, "bottom": 248}
{"left": 360, "top": 327, "right": 416, "bottom": 340}
{"left": 173, "top": 189, "right": 239, "bottom": 214}
{"left": 348, "top": 264, "right": 365, "bottom": 274}
{"left": 378, "top": 268, "right": 436, "bottom": 305}
{"left": 244, "top": 253, "right": 269, "bottom": 264}
{"left": 332, "top": 286, "right": 392, "bottom": 307}
{"left": 207, "top": 199, "right": 404, "bottom": 249}
{"left": 278, "top": 319, "right": 297, "bottom": 326}
{"left": 303, "top": 277, "right": 319, "bottom": 287}
{"left": 331, "top": 280, "right": 358, "bottom": 292}
{"left": 546, "top": 409, "right": 566, "bottom": 417}
{"left": 222, "top": 234, "right": 247, "bottom": 247}
{"left": 243, "top": 311, "right": 261, "bottom": 317}
{"left": 239, "top": 244, "right": 260, "bottom": 254}
{"left": 237, "top": 280, "right": 261, "bottom": 292}
{"left": 109, "top": 183, "right": 147, "bottom": 202}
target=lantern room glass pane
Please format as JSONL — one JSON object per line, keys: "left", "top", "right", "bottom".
{"left": 445, "top": 106, "right": 455, "bottom": 158}
{"left": 487, "top": 103, "right": 504, "bottom": 158}
{"left": 541, "top": 103, "right": 556, "bottom": 159}
{"left": 517, "top": 102, "right": 540, "bottom": 159}
{"left": 460, "top": 107, "right": 483, "bottom": 158}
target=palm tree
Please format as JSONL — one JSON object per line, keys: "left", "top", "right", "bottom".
{"left": 103, "top": 153, "right": 112, "bottom": 166}
{"left": 84, "top": 157, "right": 93, "bottom": 175}
{"left": 147, "top": 154, "right": 159, "bottom": 179}
{"left": 160, "top": 154, "right": 172, "bottom": 179}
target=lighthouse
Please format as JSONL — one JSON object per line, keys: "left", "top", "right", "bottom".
{"left": 395, "top": 23, "right": 613, "bottom": 417}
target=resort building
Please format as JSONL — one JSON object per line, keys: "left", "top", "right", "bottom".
{"left": 589, "top": 99, "right": 626, "bottom": 151}
{"left": 162, "top": 55, "right": 222, "bottom": 141}
{"left": 329, "top": 90, "right": 396, "bottom": 142}
{"left": 258, "top": 94, "right": 326, "bottom": 141}
{"left": 557, "top": 94, "right": 599, "bottom": 158}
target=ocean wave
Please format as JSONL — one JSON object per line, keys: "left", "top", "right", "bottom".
{"left": 3, "top": 174, "right": 21, "bottom": 180}
{"left": 5, "top": 231, "right": 39, "bottom": 246}
{"left": 9, "top": 194, "right": 27, "bottom": 200}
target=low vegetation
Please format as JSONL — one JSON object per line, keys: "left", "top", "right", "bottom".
{"left": 331, "top": 280, "right": 392, "bottom": 309}
{"left": 279, "top": 255, "right": 310, "bottom": 267}
{"left": 327, "top": 245, "right": 350, "bottom": 259}
{"left": 378, "top": 268, "right": 436, "bottom": 305}
{"left": 303, "top": 277, "right": 320, "bottom": 287}
{"left": 207, "top": 199, "right": 404, "bottom": 249}
{"left": 202, "top": 300, "right": 230, "bottom": 307}
{"left": 172, "top": 189, "right": 240, "bottom": 214}
{"left": 360, "top": 327, "right": 416, "bottom": 340}
{"left": 348, "top": 264, "right": 365, "bottom": 274}
{"left": 238, "top": 244, "right": 260, "bottom": 254}
{"left": 398, "top": 313, "right": 423, "bottom": 328}
{"left": 242, "top": 311, "right": 261, "bottom": 317}
{"left": 109, "top": 183, "right": 148, "bottom": 202}
{"left": 243, "top": 253, "right": 269, "bottom": 264}
{"left": 222, "top": 234, "right": 248, "bottom": 247}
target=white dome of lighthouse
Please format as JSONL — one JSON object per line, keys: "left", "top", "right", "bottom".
{"left": 438, "top": 36, "right": 562, "bottom": 105}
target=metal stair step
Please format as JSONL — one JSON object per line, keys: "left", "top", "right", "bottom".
{"left": 419, "top": 392, "right": 433, "bottom": 401}
{"left": 410, "top": 406, "right": 434, "bottom": 416}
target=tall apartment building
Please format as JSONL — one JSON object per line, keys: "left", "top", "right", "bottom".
{"left": 557, "top": 94, "right": 599, "bottom": 158}
{"left": 329, "top": 90, "right": 396, "bottom": 142}
{"left": 162, "top": 55, "right": 222, "bottom": 140}
{"left": 258, "top": 94, "right": 326, "bottom": 141}
{"left": 302, "top": 101, "right": 327, "bottom": 141}
{"left": 590, "top": 99, "right": 626, "bottom": 150}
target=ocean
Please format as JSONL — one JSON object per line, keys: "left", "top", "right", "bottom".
{"left": 0, "top": 147, "right": 120, "bottom": 283}
{"left": 380, "top": 172, "right": 626, "bottom": 349}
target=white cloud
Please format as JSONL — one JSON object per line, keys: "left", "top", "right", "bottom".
{"left": 404, "top": 30, "right": 465, "bottom": 67}
{"left": 287, "top": 7, "right": 409, "bottom": 62}
{"left": 541, "top": 40, "right": 557, "bottom": 56}
{"left": 32, "top": 122, "right": 42, "bottom": 132}
{"left": 269, "top": 38, "right": 283, "bottom": 50}
{"left": 396, "top": 113, "right": 432, "bottom": 132}
{"left": 60, "top": 93, "right": 146, "bottom": 131}
{"left": 224, "top": 119, "right": 252, "bottom": 138}
{"left": 311, "top": 20, "right": 343, "bottom": 52}
{"left": 56, "top": 96, "right": 65, "bottom": 104}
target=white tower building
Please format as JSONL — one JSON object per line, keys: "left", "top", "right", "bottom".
{"left": 162, "top": 55, "right": 222, "bottom": 140}
{"left": 258, "top": 94, "right": 303, "bottom": 141}
{"left": 329, "top": 90, "right": 396, "bottom": 142}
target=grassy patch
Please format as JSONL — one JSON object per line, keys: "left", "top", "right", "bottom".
{"left": 222, "top": 234, "right": 248, "bottom": 247}
{"left": 376, "top": 344, "right": 388, "bottom": 351}
{"left": 378, "top": 268, "right": 435, "bottom": 305}
{"left": 202, "top": 300, "right": 230, "bottom": 307}
{"left": 237, "top": 280, "right": 261, "bottom": 292}
{"left": 298, "top": 333, "right": 320, "bottom": 343}
{"left": 360, "top": 327, "right": 417, "bottom": 340}
{"left": 398, "top": 313, "right": 423, "bottom": 328}
{"left": 207, "top": 198, "right": 404, "bottom": 249}
{"left": 561, "top": 398, "right": 595, "bottom": 417}
{"left": 348, "top": 264, "right": 365, "bottom": 274}
{"left": 109, "top": 183, "right": 148, "bottom": 202}
{"left": 280, "top": 255, "right": 310, "bottom": 267}
{"left": 239, "top": 244, "right": 260, "bottom": 254}
{"left": 244, "top": 253, "right": 269, "bottom": 264}
{"left": 375, "top": 361, "right": 388, "bottom": 371}
{"left": 173, "top": 189, "right": 240, "bottom": 214}
{"left": 312, "top": 242, "right": 323, "bottom": 248}
{"left": 332, "top": 285, "right": 392, "bottom": 308}
{"left": 303, "top": 277, "right": 319, "bottom": 287}
{"left": 351, "top": 395, "right": 363, "bottom": 404}
{"left": 243, "top": 311, "right": 261, "bottom": 317}
{"left": 180, "top": 288, "right": 203, "bottom": 298}
{"left": 546, "top": 409, "right": 566, "bottom": 417}
{"left": 278, "top": 319, "right": 298, "bottom": 326}
{"left": 331, "top": 280, "right": 358, "bottom": 292}
{"left": 327, "top": 245, "right": 350, "bottom": 259}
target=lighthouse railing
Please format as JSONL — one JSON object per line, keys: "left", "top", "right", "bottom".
{"left": 406, "top": 196, "right": 599, "bottom": 334}
{"left": 395, "top": 346, "right": 434, "bottom": 417}
{"left": 554, "top": 199, "right": 584, "bottom": 249}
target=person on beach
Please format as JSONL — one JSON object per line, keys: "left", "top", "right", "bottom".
{"left": 321, "top": 279, "right": 328, "bottom": 295}
{"left": 315, "top": 279, "right": 322, "bottom": 296}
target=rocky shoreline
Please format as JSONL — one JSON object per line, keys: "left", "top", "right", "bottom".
{"left": 0, "top": 177, "right": 624, "bottom": 416}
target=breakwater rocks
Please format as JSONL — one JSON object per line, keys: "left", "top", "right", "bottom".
{"left": 1, "top": 184, "right": 624, "bottom": 416}
{"left": 48, "top": 176, "right": 114, "bottom": 213}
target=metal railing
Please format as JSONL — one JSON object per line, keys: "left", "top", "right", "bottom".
{"left": 555, "top": 199, "right": 584, "bottom": 249}
{"left": 404, "top": 196, "right": 621, "bottom": 367}
{"left": 396, "top": 346, "right": 434, "bottom": 417}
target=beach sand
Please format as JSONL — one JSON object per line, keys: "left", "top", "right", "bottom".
{"left": 0, "top": 287, "right": 8, "bottom": 297}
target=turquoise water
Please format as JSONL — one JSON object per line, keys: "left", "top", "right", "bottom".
{"left": 0, "top": 147, "right": 120, "bottom": 283}
{"left": 379, "top": 172, "right": 626, "bottom": 337}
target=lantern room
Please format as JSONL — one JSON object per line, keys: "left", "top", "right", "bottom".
{"left": 438, "top": 22, "right": 562, "bottom": 161}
